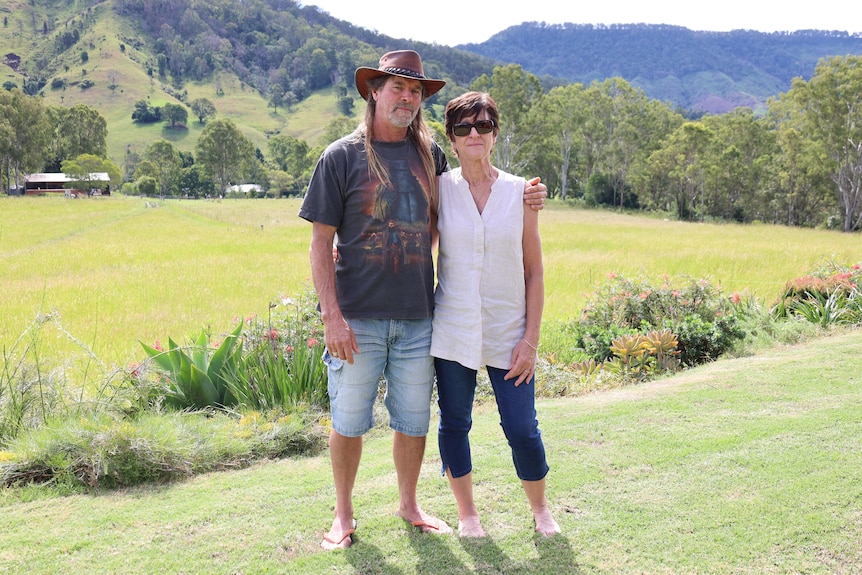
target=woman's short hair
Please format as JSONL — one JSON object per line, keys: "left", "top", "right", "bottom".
{"left": 444, "top": 91, "right": 500, "bottom": 141}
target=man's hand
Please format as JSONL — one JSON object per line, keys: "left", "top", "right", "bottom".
{"left": 524, "top": 176, "right": 547, "bottom": 211}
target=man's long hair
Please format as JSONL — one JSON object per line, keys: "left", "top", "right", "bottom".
{"left": 349, "top": 76, "right": 438, "bottom": 210}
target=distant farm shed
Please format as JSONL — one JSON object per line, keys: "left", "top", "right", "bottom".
{"left": 24, "top": 173, "right": 111, "bottom": 197}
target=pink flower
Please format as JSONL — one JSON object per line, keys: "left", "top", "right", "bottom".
{"left": 672, "top": 290, "right": 681, "bottom": 297}
{"left": 285, "top": 345, "right": 294, "bottom": 353}
{"left": 154, "top": 340, "right": 163, "bottom": 351}
{"left": 268, "top": 329, "right": 278, "bottom": 340}
{"left": 307, "top": 338, "right": 318, "bottom": 348}
{"left": 731, "top": 292, "right": 741, "bottom": 304}
{"left": 639, "top": 292, "right": 649, "bottom": 300}
{"left": 128, "top": 362, "right": 142, "bottom": 377}
{"left": 607, "top": 273, "right": 617, "bottom": 279}
{"left": 852, "top": 264, "right": 860, "bottom": 271}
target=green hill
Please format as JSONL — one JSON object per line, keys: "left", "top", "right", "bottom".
{"left": 0, "top": 0, "right": 491, "bottom": 166}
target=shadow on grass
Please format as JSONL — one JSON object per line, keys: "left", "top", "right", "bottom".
{"left": 458, "top": 532, "right": 580, "bottom": 574}
{"left": 344, "top": 536, "right": 409, "bottom": 575}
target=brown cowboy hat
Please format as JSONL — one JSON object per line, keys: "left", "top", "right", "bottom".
{"left": 354, "top": 50, "right": 446, "bottom": 101}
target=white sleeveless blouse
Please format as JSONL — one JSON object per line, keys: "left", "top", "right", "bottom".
{"left": 431, "top": 167, "right": 526, "bottom": 370}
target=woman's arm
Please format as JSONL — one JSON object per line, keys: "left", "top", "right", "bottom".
{"left": 505, "top": 186, "right": 544, "bottom": 385}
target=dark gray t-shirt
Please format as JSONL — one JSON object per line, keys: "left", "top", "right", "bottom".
{"left": 298, "top": 134, "right": 448, "bottom": 319}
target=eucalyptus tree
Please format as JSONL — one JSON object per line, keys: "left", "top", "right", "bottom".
{"left": 646, "top": 121, "right": 715, "bottom": 220}
{"left": 765, "top": 96, "right": 834, "bottom": 227}
{"left": 143, "top": 139, "right": 182, "bottom": 197}
{"left": 700, "top": 108, "right": 775, "bottom": 222}
{"left": 525, "top": 83, "right": 588, "bottom": 199}
{"left": 189, "top": 97, "right": 216, "bottom": 124}
{"left": 0, "top": 88, "right": 51, "bottom": 192}
{"left": 782, "top": 55, "right": 862, "bottom": 231}
{"left": 472, "top": 64, "right": 544, "bottom": 174}
{"left": 195, "top": 118, "right": 256, "bottom": 195}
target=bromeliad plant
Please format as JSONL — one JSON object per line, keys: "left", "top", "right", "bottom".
{"left": 140, "top": 323, "right": 243, "bottom": 410}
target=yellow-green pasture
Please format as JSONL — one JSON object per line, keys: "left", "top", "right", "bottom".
{"left": 2, "top": 195, "right": 859, "bottom": 370}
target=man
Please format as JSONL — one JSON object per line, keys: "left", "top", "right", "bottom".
{"left": 298, "top": 50, "right": 545, "bottom": 550}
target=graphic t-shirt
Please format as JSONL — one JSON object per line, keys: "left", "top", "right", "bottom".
{"left": 298, "top": 135, "right": 448, "bottom": 319}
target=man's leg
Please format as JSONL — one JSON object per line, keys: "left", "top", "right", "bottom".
{"left": 321, "top": 319, "right": 386, "bottom": 549}
{"left": 322, "top": 430, "right": 362, "bottom": 549}
{"left": 393, "top": 431, "right": 452, "bottom": 533}
{"left": 386, "top": 319, "right": 452, "bottom": 533}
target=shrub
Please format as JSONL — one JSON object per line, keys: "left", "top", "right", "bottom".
{"left": 771, "top": 260, "right": 862, "bottom": 327}
{"left": 562, "top": 273, "right": 745, "bottom": 367}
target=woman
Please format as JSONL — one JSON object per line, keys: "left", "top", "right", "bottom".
{"left": 430, "top": 91, "right": 560, "bottom": 538}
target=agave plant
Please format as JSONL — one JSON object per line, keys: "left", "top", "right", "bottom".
{"left": 140, "top": 323, "right": 243, "bottom": 410}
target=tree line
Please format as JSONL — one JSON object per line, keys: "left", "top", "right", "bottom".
{"left": 3, "top": 54, "right": 862, "bottom": 231}
{"left": 480, "top": 55, "right": 862, "bottom": 232}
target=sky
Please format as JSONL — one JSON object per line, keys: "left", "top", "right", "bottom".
{"left": 304, "top": 0, "right": 860, "bottom": 47}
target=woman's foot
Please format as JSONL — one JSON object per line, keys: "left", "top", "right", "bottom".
{"left": 532, "top": 507, "right": 561, "bottom": 537}
{"left": 457, "top": 515, "right": 486, "bottom": 538}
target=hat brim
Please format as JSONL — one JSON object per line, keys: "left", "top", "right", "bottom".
{"left": 354, "top": 67, "right": 446, "bottom": 101}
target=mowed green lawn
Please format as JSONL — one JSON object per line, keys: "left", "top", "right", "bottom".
{"left": 1, "top": 194, "right": 860, "bottom": 370}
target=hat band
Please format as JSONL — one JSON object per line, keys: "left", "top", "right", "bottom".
{"left": 382, "top": 66, "right": 426, "bottom": 80}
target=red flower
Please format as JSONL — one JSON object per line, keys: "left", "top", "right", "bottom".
{"left": 268, "top": 329, "right": 278, "bottom": 340}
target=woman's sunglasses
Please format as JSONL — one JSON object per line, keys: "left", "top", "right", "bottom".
{"left": 452, "top": 119, "right": 496, "bottom": 137}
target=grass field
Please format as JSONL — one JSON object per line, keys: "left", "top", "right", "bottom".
{"left": 2, "top": 194, "right": 860, "bottom": 373}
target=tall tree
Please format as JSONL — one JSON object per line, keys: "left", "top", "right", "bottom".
{"left": 783, "top": 55, "right": 862, "bottom": 232}
{"left": 472, "top": 64, "right": 544, "bottom": 173}
{"left": 646, "top": 121, "right": 715, "bottom": 220}
{"left": 0, "top": 89, "right": 51, "bottom": 192}
{"left": 525, "top": 83, "right": 587, "bottom": 199}
{"left": 765, "top": 96, "right": 834, "bottom": 226}
{"left": 144, "top": 139, "right": 182, "bottom": 197}
{"left": 195, "top": 118, "right": 256, "bottom": 195}
{"left": 189, "top": 97, "right": 216, "bottom": 124}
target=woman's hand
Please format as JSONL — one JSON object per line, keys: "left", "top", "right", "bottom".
{"left": 504, "top": 339, "right": 538, "bottom": 386}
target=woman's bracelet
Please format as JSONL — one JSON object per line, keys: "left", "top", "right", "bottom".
{"left": 522, "top": 338, "right": 539, "bottom": 351}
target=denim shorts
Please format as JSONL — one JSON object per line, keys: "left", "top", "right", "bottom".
{"left": 324, "top": 318, "right": 434, "bottom": 438}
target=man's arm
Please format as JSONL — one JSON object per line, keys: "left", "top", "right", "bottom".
{"left": 310, "top": 222, "right": 358, "bottom": 363}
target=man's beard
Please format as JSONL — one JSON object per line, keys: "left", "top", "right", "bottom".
{"left": 388, "top": 105, "right": 418, "bottom": 128}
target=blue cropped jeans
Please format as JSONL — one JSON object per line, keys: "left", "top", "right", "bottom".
{"left": 434, "top": 357, "right": 549, "bottom": 482}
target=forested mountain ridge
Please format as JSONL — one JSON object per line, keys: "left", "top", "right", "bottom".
{"left": 459, "top": 23, "right": 862, "bottom": 114}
